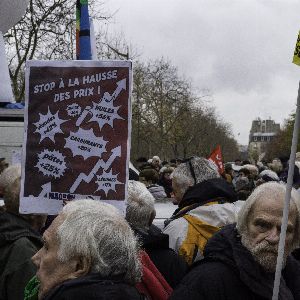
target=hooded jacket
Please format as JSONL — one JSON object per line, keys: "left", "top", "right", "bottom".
{"left": 170, "top": 224, "right": 300, "bottom": 300}
{"left": 0, "top": 212, "right": 43, "bottom": 300}
{"left": 134, "top": 225, "right": 188, "bottom": 288}
{"left": 163, "top": 178, "right": 243, "bottom": 265}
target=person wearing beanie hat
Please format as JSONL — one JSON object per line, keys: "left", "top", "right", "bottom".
{"left": 163, "top": 157, "right": 243, "bottom": 265}
{"left": 255, "top": 169, "right": 279, "bottom": 187}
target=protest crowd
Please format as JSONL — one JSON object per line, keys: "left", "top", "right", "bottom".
{"left": 1, "top": 154, "right": 300, "bottom": 300}
{"left": 2, "top": 1, "right": 300, "bottom": 300}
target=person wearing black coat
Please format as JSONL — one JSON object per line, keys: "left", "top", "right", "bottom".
{"left": 42, "top": 274, "right": 142, "bottom": 300}
{"left": 0, "top": 211, "right": 43, "bottom": 300}
{"left": 32, "top": 200, "right": 142, "bottom": 300}
{"left": 171, "top": 224, "right": 300, "bottom": 300}
{"left": 134, "top": 224, "right": 188, "bottom": 288}
{"left": 127, "top": 180, "right": 188, "bottom": 288}
{"left": 170, "top": 182, "right": 300, "bottom": 300}
{"left": 0, "top": 171, "right": 46, "bottom": 300}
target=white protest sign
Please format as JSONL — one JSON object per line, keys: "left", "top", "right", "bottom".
{"left": 20, "top": 60, "right": 132, "bottom": 215}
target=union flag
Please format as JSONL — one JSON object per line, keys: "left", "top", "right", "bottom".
{"left": 208, "top": 145, "right": 224, "bottom": 174}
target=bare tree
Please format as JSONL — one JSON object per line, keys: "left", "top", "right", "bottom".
{"left": 131, "top": 58, "right": 239, "bottom": 161}
{"left": 95, "top": 29, "right": 140, "bottom": 60}
{"left": 131, "top": 58, "right": 194, "bottom": 158}
{"left": 4, "top": 0, "right": 111, "bottom": 101}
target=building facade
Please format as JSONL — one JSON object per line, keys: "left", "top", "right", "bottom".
{"left": 248, "top": 118, "right": 280, "bottom": 161}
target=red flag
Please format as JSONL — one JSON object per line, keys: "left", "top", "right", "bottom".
{"left": 208, "top": 145, "right": 224, "bottom": 174}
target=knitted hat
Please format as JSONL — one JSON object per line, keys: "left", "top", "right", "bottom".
{"left": 259, "top": 169, "right": 279, "bottom": 182}
{"left": 186, "top": 157, "right": 220, "bottom": 184}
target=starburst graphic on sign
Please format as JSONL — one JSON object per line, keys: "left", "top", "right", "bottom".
{"left": 95, "top": 169, "right": 123, "bottom": 196}
{"left": 64, "top": 128, "right": 107, "bottom": 160}
{"left": 88, "top": 99, "right": 124, "bottom": 130}
{"left": 66, "top": 103, "right": 82, "bottom": 117}
{"left": 34, "top": 107, "right": 67, "bottom": 143}
{"left": 35, "top": 149, "right": 67, "bottom": 179}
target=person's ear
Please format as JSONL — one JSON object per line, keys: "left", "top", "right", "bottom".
{"left": 69, "top": 256, "right": 91, "bottom": 278}
{"left": 149, "top": 210, "right": 156, "bottom": 226}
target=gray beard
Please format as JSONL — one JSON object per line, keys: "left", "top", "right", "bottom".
{"left": 241, "top": 234, "right": 287, "bottom": 273}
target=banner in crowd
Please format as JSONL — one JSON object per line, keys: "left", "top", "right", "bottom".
{"left": 208, "top": 145, "right": 224, "bottom": 174}
{"left": 20, "top": 60, "right": 132, "bottom": 214}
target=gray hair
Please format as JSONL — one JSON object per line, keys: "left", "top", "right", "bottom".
{"left": 172, "top": 157, "right": 220, "bottom": 196}
{"left": 126, "top": 180, "right": 155, "bottom": 230}
{"left": 242, "top": 164, "right": 259, "bottom": 178}
{"left": 1, "top": 165, "right": 21, "bottom": 213}
{"left": 4, "top": 176, "right": 20, "bottom": 213}
{"left": 0, "top": 164, "right": 21, "bottom": 191}
{"left": 56, "top": 200, "right": 141, "bottom": 284}
{"left": 236, "top": 182, "right": 300, "bottom": 251}
{"left": 259, "top": 169, "right": 279, "bottom": 181}
{"left": 152, "top": 156, "right": 161, "bottom": 164}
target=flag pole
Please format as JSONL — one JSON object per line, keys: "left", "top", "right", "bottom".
{"left": 272, "top": 81, "right": 300, "bottom": 300}
{"left": 76, "top": 0, "right": 92, "bottom": 60}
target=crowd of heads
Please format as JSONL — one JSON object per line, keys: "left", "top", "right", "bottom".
{"left": 135, "top": 153, "right": 300, "bottom": 204}
{"left": 1, "top": 153, "right": 300, "bottom": 299}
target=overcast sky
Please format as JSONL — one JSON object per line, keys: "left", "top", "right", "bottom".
{"left": 101, "top": 0, "right": 300, "bottom": 145}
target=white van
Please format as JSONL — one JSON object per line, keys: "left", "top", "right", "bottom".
{"left": 0, "top": 108, "right": 24, "bottom": 164}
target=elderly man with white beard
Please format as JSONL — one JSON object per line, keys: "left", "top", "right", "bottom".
{"left": 170, "top": 182, "right": 300, "bottom": 300}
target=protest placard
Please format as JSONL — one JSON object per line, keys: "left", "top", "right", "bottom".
{"left": 20, "top": 60, "right": 132, "bottom": 215}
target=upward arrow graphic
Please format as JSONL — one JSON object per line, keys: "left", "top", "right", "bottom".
{"left": 75, "top": 79, "right": 126, "bottom": 127}
{"left": 103, "top": 78, "right": 126, "bottom": 102}
{"left": 69, "top": 146, "right": 122, "bottom": 194}
{"left": 38, "top": 182, "right": 52, "bottom": 197}
{"left": 76, "top": 105, "right": 91, "bottom": 127}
